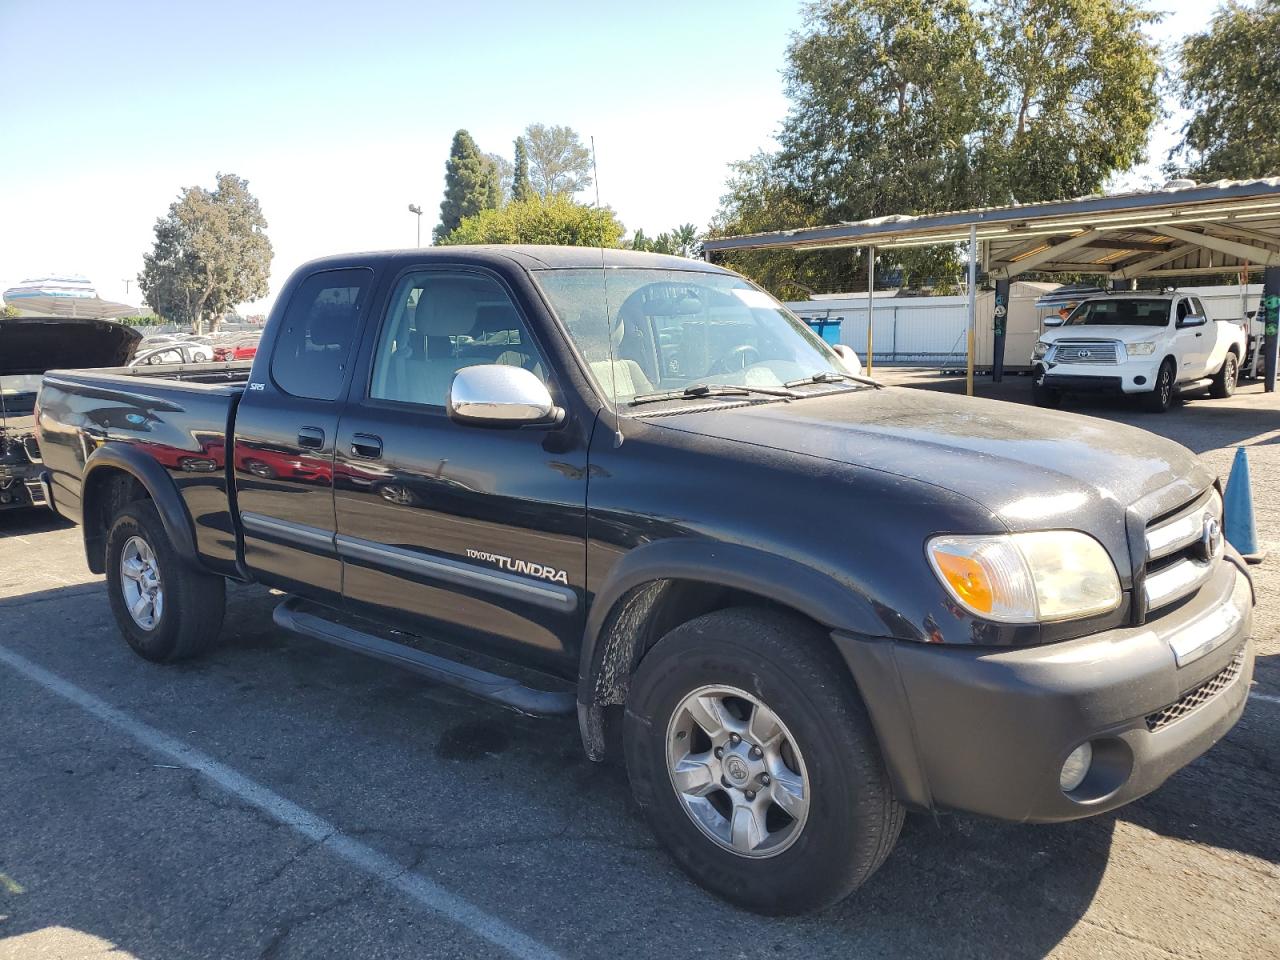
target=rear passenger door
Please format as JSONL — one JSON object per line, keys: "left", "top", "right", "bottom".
{"left": 332, "top": 267, "right": 590, "bottom": 672}
{"left": 1173, "top": 296, "right": 1209, "bottom": 380}
{"left": 234, "top": 267, "right": 373, "bottom": 603}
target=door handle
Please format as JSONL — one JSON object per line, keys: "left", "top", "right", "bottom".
{"left": 297, "top": 426, "right": 325, "bottom": 450}
{"left": 1195, "top": 332, "right": 1203, "bottom": 337}
{"left": 350, "top": 433, "right": 383, "bottom": 459}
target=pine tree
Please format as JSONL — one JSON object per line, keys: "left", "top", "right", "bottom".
{"left": 434, "top": 130, "right": 499, "bottom": 242}
{"left": 512, "top": 137, "right": 532, "bottom": 202}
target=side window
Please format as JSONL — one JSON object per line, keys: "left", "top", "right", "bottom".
{"left": 1176, "top": 299, "right": 1190, "bottom": 323}
{"left": 369, "top": 272, "right": 548, "bottom": 407}
{"left": 270, "top": 268, "right": 371, "bottom": 401}
{"left": 1189, "top": 297, "right": 1207, "bottom": 318}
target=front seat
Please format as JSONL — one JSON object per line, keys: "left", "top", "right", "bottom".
{"left": 399, "top": 281, "right": 485, "bottom": 406}
{"left": 571, "top": 309, "right": 654, "bottom": 401}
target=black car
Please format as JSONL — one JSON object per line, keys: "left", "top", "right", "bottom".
{"left": 35, "top": 247, "right": 1255, "bottom": 914}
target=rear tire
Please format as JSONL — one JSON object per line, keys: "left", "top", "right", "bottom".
{"left": 1210, "top": 351, "right": 1238, "bottom": 399}
{"left": 623, "top": 607, "right": 903, "bottom": 915}
{"left": 105, "top": 500, "right": 226, "bottom": 662}
{"left": 1143, "top": 359, "right": 1176, "bottom": 412}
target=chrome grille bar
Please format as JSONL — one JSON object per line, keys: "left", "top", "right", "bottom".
{"left": 1145, "top": 557, "right": 1215, "bottom": 610}
{"left": 1146, "top": 490, "right": 1221, "bottom": 562}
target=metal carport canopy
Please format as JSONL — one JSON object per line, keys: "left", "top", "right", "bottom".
{"left": 702, "top": 177, "right": 1280, "bottom": 394}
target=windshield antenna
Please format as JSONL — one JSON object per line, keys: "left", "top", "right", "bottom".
{"left": 591, "top": 135, "right": 623, "bottom": 446}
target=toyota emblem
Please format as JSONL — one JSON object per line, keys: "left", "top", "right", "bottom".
{"left": 1200, "top": 516, "right": 1224, "bottom": 561}
{"left": 1078, "top": 349, "right": 1092, "bottom": 359}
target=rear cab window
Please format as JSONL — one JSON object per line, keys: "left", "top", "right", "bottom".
{"left": 270, "top": 268, "right": 373, "bottom": 400}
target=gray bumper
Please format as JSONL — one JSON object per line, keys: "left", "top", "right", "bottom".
{"left": 835, "top": 558, "right": 1254, "bottom": 823}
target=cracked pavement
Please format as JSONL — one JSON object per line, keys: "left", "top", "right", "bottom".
{"left": 1, "top": 376, "right": 1278, "bottom": 959}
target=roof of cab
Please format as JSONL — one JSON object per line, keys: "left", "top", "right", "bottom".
{"left": 291, "top": 245, "right": 730, "bottom": 275}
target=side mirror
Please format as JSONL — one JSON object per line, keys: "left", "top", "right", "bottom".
{"left": 830, "top": 343, "right": 863, "bottom": 376}
{"left": 447, "top": 365, "right": 563, "bottom": 428}
{"left": 1178, "top": 314, "right": 1207, "bottom": 328}
{"left": 1043, "top": 316, "right": 1066, "bottom": 328}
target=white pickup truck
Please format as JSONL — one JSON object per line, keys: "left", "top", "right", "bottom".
{"left": 1031, "top": 291, "right": 1247, "bottom": 412}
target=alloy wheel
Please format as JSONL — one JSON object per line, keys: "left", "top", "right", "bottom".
{"left": 665, "top": 684, "right": 810, "bottom": 858}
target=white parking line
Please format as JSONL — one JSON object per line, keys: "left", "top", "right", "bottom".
{"left": 0, "top": 644, "right": 561, "bottom": 960}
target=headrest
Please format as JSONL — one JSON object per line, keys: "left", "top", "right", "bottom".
{"left": 474, "top": 303, "right": 519, "bottom": 334}
{"left": 309, "top": 301, "right": 354, "bottom": 348}
{"left": 420, "top": 281, "right": 480, "bottom": 337}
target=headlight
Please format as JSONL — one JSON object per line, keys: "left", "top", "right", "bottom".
{"left": 1032, "top": 340, "right": 1050, "bottom": 360}
{"left": 927, "top": 531, "right": 1121, "bottom": 623}
{"left": 1127, "top": 342, "right": 1156, "bottom": 356}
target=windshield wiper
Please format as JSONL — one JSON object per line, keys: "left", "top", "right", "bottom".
{"left": 784, "top": 370, "right": 881, "bottom": 389}
{"left": 629, "top": 382, "right": 801, "bottom": 406}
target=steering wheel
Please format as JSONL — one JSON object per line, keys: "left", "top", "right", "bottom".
{"left": 710, "top": 344, "right": 761, "bottom": 375}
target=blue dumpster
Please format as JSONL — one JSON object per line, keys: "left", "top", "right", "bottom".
{"left": 802, "top": 316, "right": 842, "bottom": 345}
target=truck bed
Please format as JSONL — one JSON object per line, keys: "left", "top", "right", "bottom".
{"left": 37, "top": 361, "right": 253, "bottom": 575}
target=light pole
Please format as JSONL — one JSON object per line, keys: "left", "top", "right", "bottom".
{"left": 407, "top": 204, "right": 423, "bottom": 247}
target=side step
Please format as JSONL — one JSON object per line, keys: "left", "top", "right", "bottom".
{"left": 272, "top": 597, "right": 576, "bottom": 717}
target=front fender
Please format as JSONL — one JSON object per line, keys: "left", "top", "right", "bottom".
{"left": 578, "top": 536, "right": 890, "bottom": 709}
{"left": 82, "top": 444, "right": 201, "bottom": 574}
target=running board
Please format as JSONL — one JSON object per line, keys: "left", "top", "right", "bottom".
{"left": 272, "top": 597, "right": 576, "bottom": 717}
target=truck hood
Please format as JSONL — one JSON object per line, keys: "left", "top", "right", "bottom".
{"left": 0, "top": 316, "right": 141, "bottom": 376}
{"left": 1043, "top": 325, "right": 1168, "bottom": 344}
{"left": 650, "top": 387, "right": 1212, "bottom": 530}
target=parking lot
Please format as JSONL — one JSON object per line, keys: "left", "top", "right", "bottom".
{"left": 1, "top": 375, "right": 1277, "bottom": 960}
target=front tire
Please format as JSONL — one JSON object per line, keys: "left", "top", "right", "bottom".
{"left": 1032, "top": 381, "right": 1061, "bottom": 408}
{"left": 1210, "top": 351, "right": 1238, "bottom": 399}
{"left": 105, "top": 500, "right": 226, "bottom": 662}
{"left": 1143, "top": 359, "right": 1176, "bottom": 412}
{"left": 624, "top": 607, "right": 903, "bottom": 915}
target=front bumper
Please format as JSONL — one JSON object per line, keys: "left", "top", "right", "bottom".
{"left": 835, "top": 557, "right": 1254, "bottom": 823}
{"left": 1035, "top": 358, "right": 1161, "bottom": 395}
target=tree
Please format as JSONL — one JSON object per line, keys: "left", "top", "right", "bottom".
{"left": 486, "top": 152, "right": 513, "bottom": 207}
{"left": 138, "top": 172, "right": 272, "bottom": 332}
{"left": 437, "top": 195, "right": 623, "bottom": 247}
{"left": 1169, "top": 0, "right": 1280, "bottom": 181}
{"left": 712, "top": 0, "right": 1162, "bottom": 295}
{"left": 435, "top": 130, "right": 501, "bottom": 241}
{"left": 512, "top": 136, "right": 532, "bottom": 202}
{"left": 985, "top": 0, "right": 1160, "bottom": 203}
{"left": 524, "top": 123, "right": 593, "bottom": 198}
{"left": 626, "top": 223, "right": 703, "bottom": 258}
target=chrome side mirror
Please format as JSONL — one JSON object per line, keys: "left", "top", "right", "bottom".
{"left": 1043, "top": 316, "right": 1066, "bottom": 328}
{"left": 1178, "top": 314, "right": 1207, "bottom": 328}
{"left": 447, "top": 365, "right": 562, "bottom": 427}
{"left": 830, "top": 343, "right": 863, "bottom": 376}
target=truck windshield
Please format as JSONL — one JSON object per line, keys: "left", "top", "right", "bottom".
{"left": 1065, "top": 298, "right": 1171, "bottom": 327}
{"left": 533, "top": 268, "right": 853, "bottom": 405}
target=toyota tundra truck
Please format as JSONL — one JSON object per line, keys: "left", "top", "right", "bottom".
{"left": 35, "top": 247, "right": 1255, "bottom": 915}
{"left": 1031, "top": 290, "right": 1248, "bottom": 412}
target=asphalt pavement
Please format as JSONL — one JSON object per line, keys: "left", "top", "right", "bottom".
{"left": 1, "top": 373, "right": 1277, "bottom": 959}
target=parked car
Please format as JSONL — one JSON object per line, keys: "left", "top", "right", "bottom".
{"left": 1031, "top": 291, "right": 1248, "bottom": 412}
{"left": 36, "top": 248, "right": 1254, "bottom": 914}
{"left": 1, "top": 316, "right": 140, "bottom": 510}
{"left": 212, "top": 336, "right": 260, "bottom": 362}
{"left": 130, "top": 343, "right": 215, "bottom": 367}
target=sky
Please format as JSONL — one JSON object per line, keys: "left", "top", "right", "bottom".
{"left": 0, "top": 0, "right": 1211, "bottom": 314}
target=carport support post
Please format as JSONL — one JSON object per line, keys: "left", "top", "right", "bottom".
{"left": 992, "top": 277, "right": 1010, "bottom": 383}
{"left": 966, "top": 225, "right": 977, "bottom": 397}
{"left": 1263, "top": 265, "right": 1280, "bottom": 393}
{"left": 866, "top": 246, "right": 875, "bottom": 376}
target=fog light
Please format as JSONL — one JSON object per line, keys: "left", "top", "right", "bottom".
{"left": 1134, "top": 376, "right": 1147, "bottom": 386}
{"left": 1060, "top": 742, "right": 1093, "bottom": 793}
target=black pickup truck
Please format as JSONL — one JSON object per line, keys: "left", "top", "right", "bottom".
{"left": 36, "top": 247, "right": 1255, "bottom": 914}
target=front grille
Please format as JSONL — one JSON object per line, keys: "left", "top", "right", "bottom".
{"left": 1143, "top": 489, "right": 1222, "bottom": 616}
{"left": 1052, "top": 341, "right": 1119, "bottom": 364}
{"left": 1145, "top": 650, "right": 1245, "bottom": 732}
